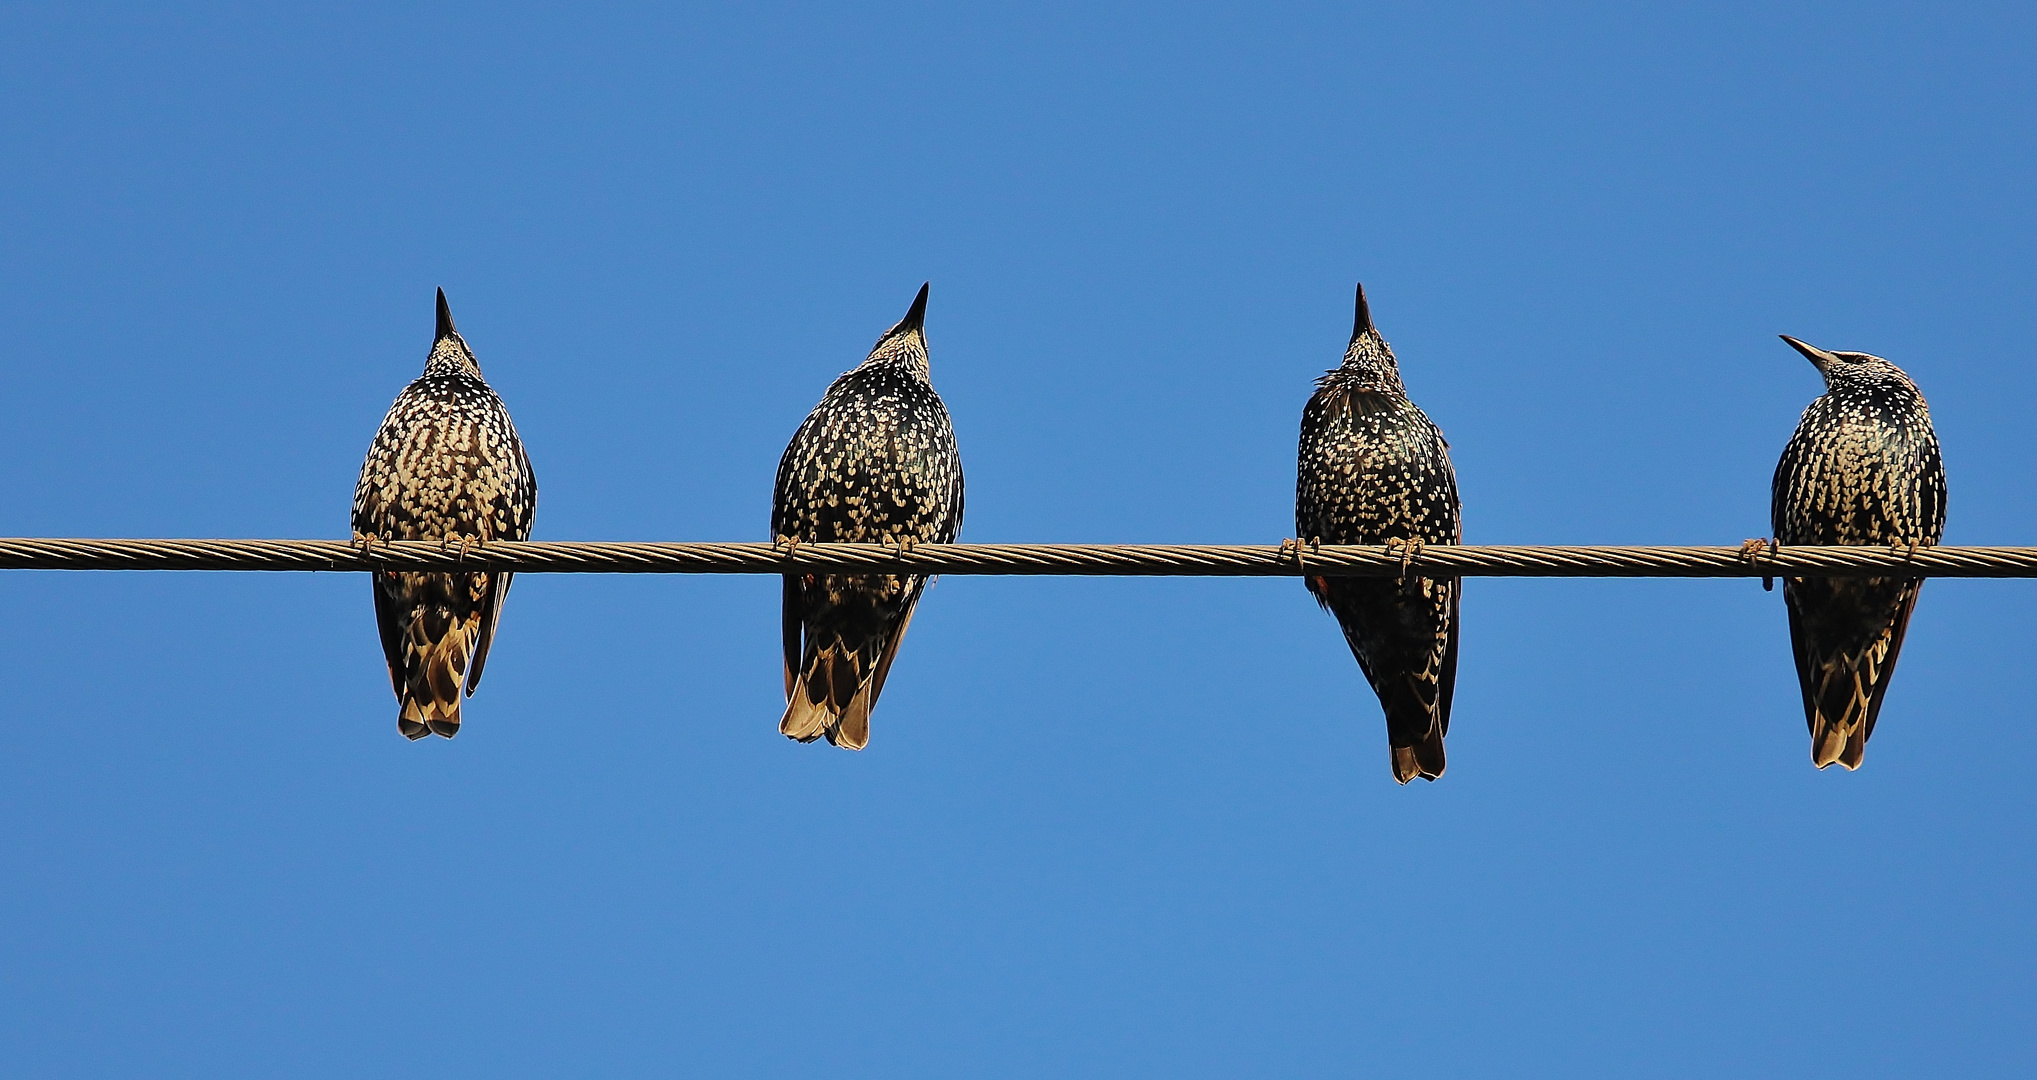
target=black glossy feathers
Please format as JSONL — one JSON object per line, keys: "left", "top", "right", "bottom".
{"left": 772, "top": 284, "right": 964, "bottom": 750}
{"left": 1296, "top": 285, "right": 1463, "bottom": 782}
{"left": 353, "top": 290, "right": 537, "bottom": 740}
{"left": 1771, "top": 335, "right": 1945, "bottom": 769}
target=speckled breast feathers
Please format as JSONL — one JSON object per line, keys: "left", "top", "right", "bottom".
{"left": 353, "top": 290, "right": 537, "bottom": 740}
{"left": 1770, "top": 335, "right": 1944, "bottom": 770}
{"left": 772, "top": 284, "right": 964, "bottom": 750}
{"left": 1295, "top": 285, "right": 1462, "bottom": 783}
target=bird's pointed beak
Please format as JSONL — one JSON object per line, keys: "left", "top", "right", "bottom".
{"left": 900, "top": 282, "right": 930, "bottom": 333}
{"left": 1351, "top": 283, "right": 1373, "bottom": 341}
{"left": 1779, "top": 334, "right": 1838, "bottom": 371}
{"left": 435, "top": 288, "right": 458, "bottom": 341}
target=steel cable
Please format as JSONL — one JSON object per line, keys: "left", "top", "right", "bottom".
{"left": 0, "top": 537, "right": 2029, "bottom": 577}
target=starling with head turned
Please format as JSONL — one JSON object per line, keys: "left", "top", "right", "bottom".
{"left": 1771, "top": 335, "right": 1945, "bottom": 770}
{"left": 773, "top": 283, "right": 964, "bottom": 750}
{"left": 1296, "top": 285, "right": 1462, "bottom": 783}
{"left": 353, "top": 289, "right": 537, "bottom": 740}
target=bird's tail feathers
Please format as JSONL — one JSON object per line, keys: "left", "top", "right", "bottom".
{"left": 398, "top": 698, "right": 430, "bottom": 741}
{"left": 834, "top": 680, "right": 874, "bottom": 751}
{"left": 396, "top": 606, "right": 476, "bottom": 740}
{"left": 1378, "top": 669, "right": 1446, "bottom": 783}
{"left": 1390, "top": 727, "right": 1446, "bottom": 784}
{"left": 780, "top": 679, "right": 832, "bottom": 743}
{"left": 1808, "top": 674, "right": 1872, "bottom": 770}
{"left": 781, "top": 645, "right": 875, "bottom": 750}
{"left": 1807, "top": 630, "right": 1895, "bottom": 770}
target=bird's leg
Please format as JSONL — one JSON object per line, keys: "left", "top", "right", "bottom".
{"left": 1390, "top": 536, "right": 1424, "bottom": 583}
{"left": 775, "top": 534, "right": 802, "bottom": 561}
{"left": 457, "top": 535, "right": 474, "bottom": 561}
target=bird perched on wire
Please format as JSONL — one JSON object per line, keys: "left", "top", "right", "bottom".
{"left": 353, "top": 289, "right": 537, "bottom": 740}
{"left": 1771, "top": 334, "right": 1945, "bottom": 770}
{"left": 773, "top": 283, "right": 963, "bottom": 750}
{"left": 1296, "top": 284, "right": 1462, "bottom": 783}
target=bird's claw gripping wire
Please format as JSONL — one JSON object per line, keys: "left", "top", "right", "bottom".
{"left": 432, "top": 534, "right": 473, "bottom": 563}
{"left": 1278, "top": 537, "right": 1307, "bottom": 573}
{"left": 773, "top": 534, "right": 803, "bottom": 562}
{"left": 1739, "top": 537, "right": 1778, "bottom": 591}
{"left": 1386, "top": 537, "right": 1424, "bottom": 583}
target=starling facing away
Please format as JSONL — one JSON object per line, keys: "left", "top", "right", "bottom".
{"left": 1772, "top": 334, "right": 1945, "bottom": 769}
{"left": 353, "top": 289, "right": 537, "bottom": 739}
{"left": 1296, "top": 284, "right": 1462, "bottom": 783}
{"left": 773, "top": 283, "right": 963, "bottom": 750}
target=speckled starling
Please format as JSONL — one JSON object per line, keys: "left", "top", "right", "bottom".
{"left": 1771, "top": 334, "right": 1945, "bottom": 770}
{"left": 1296, "top": 284, "right": 1462, "bottom": 783}
{"left": 353, "top": 289, "right": 537, "bottom": 740}
{"left": 772, "top": 283, "right": 963, "bottom": 750}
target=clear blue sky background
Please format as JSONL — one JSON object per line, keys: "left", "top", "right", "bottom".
{"left": 1, "top": 3, "right": 2032, "bottom": 1076}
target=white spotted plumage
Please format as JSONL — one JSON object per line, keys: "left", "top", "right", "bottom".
{"left": 772, "top": 284, "right": 963, "bottom": 750}
{"left": 353, "top": 290, "right": 537, "bottom": 740}
{"left": 1771, "top": 335, "right": 1944, "bottom": 770}
{"left": 1295, "top": 285, "right": 1462, "bottom": 783}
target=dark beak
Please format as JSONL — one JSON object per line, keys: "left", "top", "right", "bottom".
{"left": 899, "top": 282, "right": 930, "bottom": 332}
{"left": 435, "top": 288, "right": 458, "bottom": 341}
{"left": 1779, "top": 334, "right": 1838, "bottom": 371}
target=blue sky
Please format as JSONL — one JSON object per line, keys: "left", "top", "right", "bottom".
{"left": 1, "top": 3, "right": 2033, "bottom": 1076}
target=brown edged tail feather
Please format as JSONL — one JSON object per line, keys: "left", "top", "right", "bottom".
{"left": 1391, "top": 728, "right": 1446, "bottom": 784}
{"left": 1788, "top": 579, "right": 1922, "bottom": 771}
{"left": 1383, "top": 670, "right": 1447, "bottom": 783}
{"left": 779, "top": 643, "right": 878, "bottom": 750}
{"left": 385, "top": 579, "right": 483, "bottom": 741}
{"left": 778, "top": 607, "right": 916, "bottom": 751}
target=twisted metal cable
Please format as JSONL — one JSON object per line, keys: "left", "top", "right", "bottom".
{"left": 0, "top": 537, "right": 2029, "bottom": 578}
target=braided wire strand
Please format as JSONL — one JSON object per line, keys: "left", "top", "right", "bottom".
{"left": 0, "top": 538, "right": 2029, "bottom": 577}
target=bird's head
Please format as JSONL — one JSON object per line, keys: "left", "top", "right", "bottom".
{"left": 1780, "top": 335, "right": 1916, "bottom": 395}
{"left": 426, "top": 288, "right": 484, "bottom": 377}
{"left": 864, "top": 282, "right": 931, "bottom": 373}
{"left": 1337, "top": 283, "right": 1406, "bottom": 394}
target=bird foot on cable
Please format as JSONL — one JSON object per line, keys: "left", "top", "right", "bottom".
{"left": 1738, "top": 536, "right": 1778, "bottom": 591}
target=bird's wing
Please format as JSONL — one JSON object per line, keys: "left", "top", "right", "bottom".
{"left": 781, "top": 576, "right": 804, "bottom": 700}
{"left": 371, "top": 573, "right": 407, "bottom": 698}
{"left": 462, "top": 409, "right": 531, "bottom": 698}
{"left": 1783, "top": 590, "right": 1824, "bottom": 738}
{"left": 1859, "top": 581, "right": 1924, "bottom": 747}
{"left": 865, "top": 599, "right": 919, "bottom": 709}
{"left": 1436, "top": 590, "right": 1460, "bottom": 737}
{"left": 1918, "top": 437, "right": 1948, "bottom": 543}
{"left": 464, "top": 572, "right": 510, "bottom": 696}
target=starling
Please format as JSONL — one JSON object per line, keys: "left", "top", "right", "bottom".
{"left": 352, "top": 289, "right": 537, "bottom": 740}
{"left": 1295, "top": 284, "right": 1462, "bottom": 783}
{"left": 773, "top": 283, "right": 963, "bottom": 750}
{"left": 1771, "top": 334, "right": 1945, "bottom": 769}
